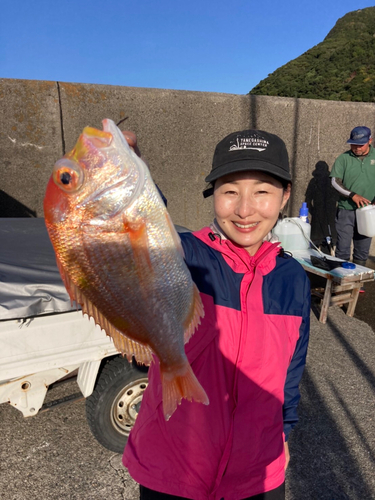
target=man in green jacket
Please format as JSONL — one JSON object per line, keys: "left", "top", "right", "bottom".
{"left": 330, "top": 126, "right": 375, "bottom": 267}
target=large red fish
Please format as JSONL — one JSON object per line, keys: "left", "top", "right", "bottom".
{"left": 44, "top": 119, "right": 208, "bottom": 419}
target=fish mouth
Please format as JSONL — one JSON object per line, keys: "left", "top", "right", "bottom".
{"left": 82, "top": 126, "right": 113, "bottom": 148}
{"left": 77, "top": 119, "right": 146, "bottom": 215}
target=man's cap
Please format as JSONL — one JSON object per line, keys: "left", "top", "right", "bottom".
{"left": 203, "top": 129, "right": 291, "bottom": 198}
{"left": 347, "top": 126, "right": 372, "bottom": 145}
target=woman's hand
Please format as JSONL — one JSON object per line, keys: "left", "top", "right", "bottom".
{"left": 122, "top": 131, "right": 142, "bottom": 158}
{"left": 284, "top": 442, "right": 290, "bottom": 470}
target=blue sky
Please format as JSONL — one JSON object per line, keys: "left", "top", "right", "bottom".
{"left": 1, "top": 0, "right": 375, "bottom": 95}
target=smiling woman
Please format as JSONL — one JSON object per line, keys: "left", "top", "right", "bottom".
{"left": 123, "top": 129, "right": 310, "bottom": 500}
{"left": 213, "top": 171, "right": 290, "bottom": 255}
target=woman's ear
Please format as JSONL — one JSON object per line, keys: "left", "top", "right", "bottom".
{"left": 281, "top": 183, "right": 291, "bottom": 210}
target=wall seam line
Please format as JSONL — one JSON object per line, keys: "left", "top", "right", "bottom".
{"left": 56, "top": 81, "right": 66, "bottom": 155}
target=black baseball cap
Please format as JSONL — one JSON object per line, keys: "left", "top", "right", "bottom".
{"left": 203, "top": 129, "right": 291, "bottom": 198}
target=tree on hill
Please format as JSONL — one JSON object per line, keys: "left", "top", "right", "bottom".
{"left": 249, "top": 7, "right": 375, "bottom": 102}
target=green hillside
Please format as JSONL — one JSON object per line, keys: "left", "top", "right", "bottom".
{"left": 249, "top": 7, "right": 375, "bottom": 102}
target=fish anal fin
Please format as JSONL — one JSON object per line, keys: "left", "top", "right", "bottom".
{"left": 122, "top": 216, "right": 153, "bottom": 273}
{"left": 108, "top": 326, "right": 154, "bottom": 366}
{"left": 161, "top": 362, "right": 209, "bottom": 420}
{"left": 83, "top": 302, "right": 154, "bottom": 366}
{"left": 183, "top": 284, "right": 205, "bottom": 343}
{"left": 57, "top": 266, "right": 153, "bottom": 366}
{"left": 55, "top": 258, "right": 77, "bottom": 306}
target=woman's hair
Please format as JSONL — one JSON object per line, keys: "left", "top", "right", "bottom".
{"left": 267, "top": 173, "right": 291, "bottom": 191}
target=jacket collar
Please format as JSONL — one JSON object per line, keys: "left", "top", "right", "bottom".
{"left": 193, "top": 221, "right": 281, "bottom": 275}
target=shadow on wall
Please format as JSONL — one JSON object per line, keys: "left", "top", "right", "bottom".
{"left": 305, "top": 161, "right": 340, "bottom": 250}
{"left": 0, "top": 190, "right": 37, "bottom": 217}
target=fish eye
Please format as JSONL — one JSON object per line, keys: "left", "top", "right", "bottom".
{"left": 60, "top": 172, "right": 72, "bottom": 185}
{"left": 53, "top": 159, "right": 84, "bottom": 192}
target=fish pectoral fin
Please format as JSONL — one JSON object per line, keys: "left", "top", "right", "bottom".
{"left": 161, "top": 362, "right": 209, "bottom": 421}
{"left": 183, "top": 284, "right": 205, "bottom": 344}
{"left": 122, "top": 216, "right": 153, "bottom": 273}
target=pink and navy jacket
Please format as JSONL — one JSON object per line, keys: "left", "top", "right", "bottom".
{"left": 123, "top": 225, "right": 310, "bottom": 500}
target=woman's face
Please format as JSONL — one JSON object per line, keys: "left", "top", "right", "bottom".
{"left": 213, "top": 170, "right": 290, "bottom": 255}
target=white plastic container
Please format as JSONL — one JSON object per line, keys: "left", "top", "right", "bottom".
{"left": 356, "top": 205, "right": 375, "bottom": 237}
{"left": 272, "top": 217, "right": 311, "bottom": 251}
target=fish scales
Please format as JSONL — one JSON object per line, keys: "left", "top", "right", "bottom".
{"left": 44, "top": 119, "right": 209, "bottom": 419}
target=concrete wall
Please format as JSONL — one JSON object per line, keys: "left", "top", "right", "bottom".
{"left": 1, "top": 78, "right": 375, "bottom": 256}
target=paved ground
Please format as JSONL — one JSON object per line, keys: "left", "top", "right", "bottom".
{"left": 1, "top": 304, "right": 375, "bottom": 500}
{"left": 286, "top": 306, "right": 375, "bottom": 500}
{"left": 349, "top": 256, "right": 375, "bottom": 333}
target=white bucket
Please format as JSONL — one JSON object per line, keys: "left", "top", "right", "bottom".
{"left": 272, "top": 218, "right": 311, "bottom": 251}
{"left": 356, "top": 205, "right": 375, "bottom": 237}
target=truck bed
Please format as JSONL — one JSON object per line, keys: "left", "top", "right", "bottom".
{"left": 0, "top": 217, "right": 76, "bottom": 321}
{"left": 0, "top": 218, "right": 118, "bottom": 416}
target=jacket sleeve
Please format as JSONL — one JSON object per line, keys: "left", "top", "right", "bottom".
{"left": 283, "top": 274, "right": 310, "bottom": 441}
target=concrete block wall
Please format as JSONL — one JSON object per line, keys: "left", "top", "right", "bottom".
{"left": 1, "top": 78, "right": 375, "bottom": 257}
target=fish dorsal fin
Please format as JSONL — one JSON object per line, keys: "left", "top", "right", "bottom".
{"left": 56, "top": 258, "right": 153, "bottom": 366}
{"left": 183, "top": 283, "right": 204, "bottom": 344}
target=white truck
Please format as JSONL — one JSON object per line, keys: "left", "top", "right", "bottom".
{"left": 0, "top": 217, "right": 149, "bottom": 454}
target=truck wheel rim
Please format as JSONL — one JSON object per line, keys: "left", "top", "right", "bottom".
{"left": 110, "top": 377, "right": 148, "bottom": 436}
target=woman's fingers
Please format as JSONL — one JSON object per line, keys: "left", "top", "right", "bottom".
{"left": 122, "top": 131, "right": 137, "bottom": 148}
{"left": 122, "top": 131, "right": 141, "bottom": 158}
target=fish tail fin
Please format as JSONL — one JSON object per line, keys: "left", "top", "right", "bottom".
{"left": 161, "top": 363, "right": 209, "bottom": 420}
{"left": 184, "top": 284, "right": 204, "bottom": 343}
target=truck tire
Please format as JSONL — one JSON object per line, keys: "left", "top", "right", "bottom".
{"left": 86, "top": 356, "right": 148, "bottom": 454}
